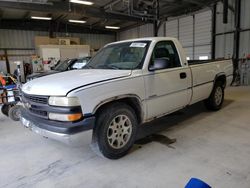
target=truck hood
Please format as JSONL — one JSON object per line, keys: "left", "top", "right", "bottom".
{"left": 22, "top": 69, "right": 132, "bottom": 96}
{"left": 26, "top": 70, "right": 59, "bottom": 80}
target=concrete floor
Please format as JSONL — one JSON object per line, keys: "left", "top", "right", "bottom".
{"left": 0, "top": 86, "right": 250, "bottom": 188}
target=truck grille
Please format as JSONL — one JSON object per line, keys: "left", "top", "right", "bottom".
{"left": 22, "top": 93, "right": 49, "bottom": 118}
{"left": 29, "top": 108, "right": 48, "bottom": 117}
{"left": 23, "top": 94, "right": 48, "bottom": 104}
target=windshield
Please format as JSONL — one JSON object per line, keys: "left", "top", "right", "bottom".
{"left": 54, "top": 59, "right": 74, "bottom": 71}
{"left": 86, "top": 41, "right": 150, "bottom": 70}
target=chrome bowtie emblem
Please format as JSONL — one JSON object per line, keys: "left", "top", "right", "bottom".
{"left": 25, "top": 102, "right": 31, "bottom": 109}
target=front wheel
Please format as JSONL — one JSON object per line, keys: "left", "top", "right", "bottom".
{"left": 8, "top": 105, "right": 22, "bottom": 121}
{"left": 92, "top": 103, "right": 138, "bottom": 159}
{"left": 204, "top": 81, "right": 224, "bottom": 111}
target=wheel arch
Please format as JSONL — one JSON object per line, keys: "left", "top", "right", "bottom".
{"left": 214, "top": 73, "right": 226, "bottom": 88}
{"left": 93, "top": 94, "right": 144, "bottom": 124}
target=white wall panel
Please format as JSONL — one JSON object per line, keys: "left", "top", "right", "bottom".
{"left": 194, "top": 11, "right": 212, "bottom": 45}
{"left": 183, "top": 47, "right": 193, "bottom": 60}
{"left": 138, "top": 24, "right": 154, "bottom": 37}
{"left": 165, "top": 20, "right": 178, "bottom": 38}
{"left": 0, "top": 29, "right": 47, "bottom": 48}
{"left": 0, "top": 29, "right": 115, "bottom": 50}
{"left": 157, "top": 22, "right": 165, "bottom": 37}
{"left": 0, "top": 29, "right": 115, "bottom": 64}
{"left": 240, "top": 0, "right": 250, "bottom": 29}
{"left": 215, "top": 33, "right": 234, "bottom": 59}
{"left": 179, "top": 16, "right": 193, "bottom": 48}
{"left": 216, "top": 1, "right": 235, "bottom": 33}
{"left": 118, "top": 27, "right": 138, "bottom": 40}
{"left": 194, "top": 45, "right": 211, "bottom": 59}
{"left": 118, "top": 24, "right": 154, "bottom": 40}
{"left": 62, "top": 33, "right": 115, "bottom": 49}
{"left": 239, "top": 31, "right": 250, "bottom": 58}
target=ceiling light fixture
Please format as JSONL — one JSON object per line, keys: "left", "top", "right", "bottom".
{"left": 31, "top": 16, "right": 52, "bottom": 20}
{"left": 105, "top": 26, "right": 120, "bottom": 30}
{"left": 69, "top": 0, "right": 94, "bottom": 5}
{"left": 69, "top": 19, "right": 86, "bottom": 23}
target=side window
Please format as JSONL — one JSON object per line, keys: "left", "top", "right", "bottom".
{"left": 150, "top": 41, "right": 181, "bottom": 69}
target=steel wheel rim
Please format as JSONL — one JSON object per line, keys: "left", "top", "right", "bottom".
{"left": 107, "top": 114, "right": 132, "bottom": 149}
{"left": 14, "top": 108, "right": 21, "bottom": 119}
{"left": 215, "top": 87, "right": 223, "bottom": 105}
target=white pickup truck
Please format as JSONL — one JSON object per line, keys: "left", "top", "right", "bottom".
{"left": 20, "top": 37, "right": 233, "bottom": 159}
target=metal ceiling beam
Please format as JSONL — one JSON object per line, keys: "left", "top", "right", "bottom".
{"left": 160, "top": 0, "right": 219, "bottom": 20}
{"left": 182, "top": 0, "right": 206, "bottom": 6}
{"left": 22, "top": 11, "right": 31, "bottom": 19}
{"left": 0, "top": 1, "right": 153, "bottom": 23}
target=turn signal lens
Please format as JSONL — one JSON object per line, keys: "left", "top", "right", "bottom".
{"left": 67, "top": 113, "right": 83, "bottom": 121}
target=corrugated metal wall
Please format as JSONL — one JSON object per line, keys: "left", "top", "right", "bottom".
{"left": 194, "top": 11, "right": 212, "bottom": 59}
{"left": 241, "top": 0, "right": 250, "bottom": 29}
{"left": 165, "top": 20, "right": 178, "bottom": 39}
{"left": 215, "top": 0, "right": 250, "bottom": 59}
{"left": 0, "top": 29, "right": 115, "bottom": 50}
{"left": 179, "top": 16, "right": 194, "bottom": 48}
{"left": 118, "top": 10, "right": 212, "bottom": 60}
{"left": 215, "top": 0, "right": 235, "bottom": 59}
{"left": 117, "top": 24, "right": 154, "bottom": 40}
{"left": 215, "top": 33, "right": 234, "bottom": 59}
{"left": 0, "top": 29, "right": 115, "bottom": 63}
{"left": 0, "top": 30, "right": 48, "bottom": 49}
{"left": 179, "top": 16, "right": 194, "bottom": 59}
{"left": 164, "top": 10, "right": 212, "bottom": 60}
{"left": 56, "top": 32, "right": 116, "bottom": 49}
{"left": 239, "top": 0, "right": 250, "bottom": 58}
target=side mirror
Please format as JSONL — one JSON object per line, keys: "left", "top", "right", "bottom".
{"left": 149, "top": 58, "right": 170, "bottom": 71}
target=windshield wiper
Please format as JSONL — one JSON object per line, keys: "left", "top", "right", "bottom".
{"left": 106, "top": 64, "right": 121, "bottom": 70}
{"left": 84, "top": 64, "right": 94, "bottom": 69}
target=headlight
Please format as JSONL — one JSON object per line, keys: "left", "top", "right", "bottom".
{"left": 49, "top": 113, "right": 82, "bottom": 121}
{"left": 48, "top": 97, "right": 80, "bottom": 107}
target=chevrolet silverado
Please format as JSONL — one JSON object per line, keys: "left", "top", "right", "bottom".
{"left": 20, "top": 37, "right": 233, "bottom": 159}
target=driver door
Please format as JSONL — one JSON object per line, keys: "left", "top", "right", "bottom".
{"left": 144, "top": 41, "right": 191, "bottom": 120}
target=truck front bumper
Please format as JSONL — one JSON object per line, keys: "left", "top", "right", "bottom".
{"left": 20, "top": 109, "right": 95, "bottom": 145}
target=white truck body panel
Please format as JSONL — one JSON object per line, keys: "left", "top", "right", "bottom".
{"left": 22, "top": 69, "right": 132, "bottom": 96}
{"left": 189, "top": 60, "right": 233, "bottom": 104}
{"left": 70, "top": 70, "right": 147, "bottom": 119}
{"left": 143, "top": 66, "right": 192, "bottom": 119}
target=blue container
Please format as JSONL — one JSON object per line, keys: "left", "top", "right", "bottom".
{"left": 185, "top": 178, "right": 211, "bottom": 188}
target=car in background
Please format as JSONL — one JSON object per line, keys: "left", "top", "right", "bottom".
{"left": 26, "top": 57, "right": 91, "bottom": 81}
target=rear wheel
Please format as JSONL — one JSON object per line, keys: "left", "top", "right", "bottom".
{"left": 204, "top": 81, "right": 224, "bottom": 111}
{"left": 92, "top": 103, "right": 138, "bottom": 159}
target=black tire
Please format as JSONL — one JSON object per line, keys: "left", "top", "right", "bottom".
{"left": 92, "top": 102, "right": 138, "bottom": 159}
{"left": 8, "top": 105, "right": 22, "bottom": 121}
{"left": 204, "top": 81, "right": 224, "bottom": 111}
{"left": 1, "top": 104, "right": 10, "bottom": 117}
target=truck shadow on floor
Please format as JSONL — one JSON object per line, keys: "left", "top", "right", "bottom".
{"left": 133, "top": 99, "right": 234, "bottom": 150}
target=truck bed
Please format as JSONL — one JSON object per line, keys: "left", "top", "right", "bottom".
{"left": 188, "top": 58, "right": 228, "bottom": 65}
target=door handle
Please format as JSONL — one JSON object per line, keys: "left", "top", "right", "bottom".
{"left": 180, "top": 72, "right": 187, "bottom": 79}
